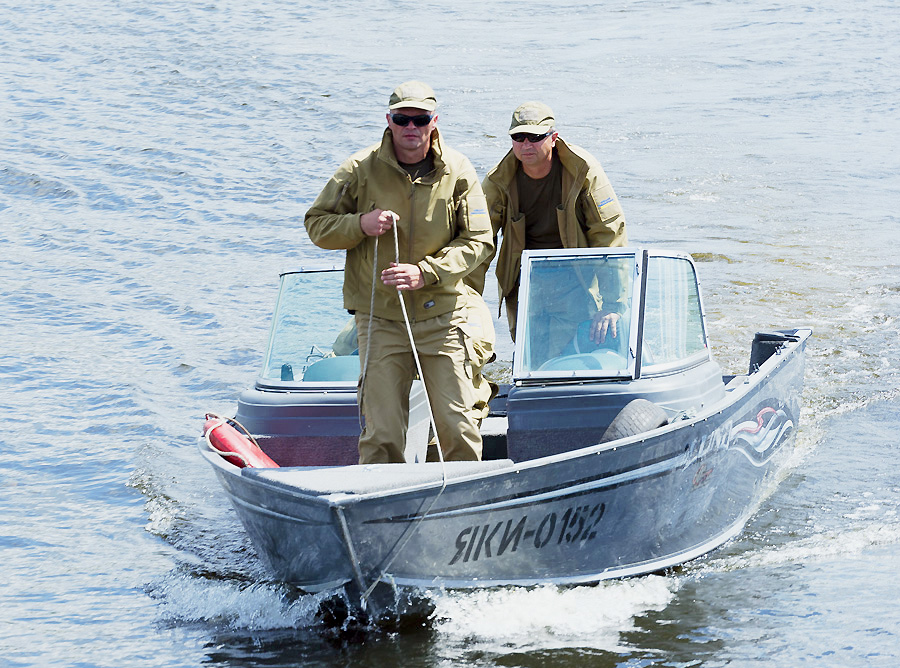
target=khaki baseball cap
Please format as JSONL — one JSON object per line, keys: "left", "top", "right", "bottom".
{"left": 389, "top": 81, "right": 437, "bottom": 111}
{"left": 509, "top": 101, "right": 555, "bottom": 134}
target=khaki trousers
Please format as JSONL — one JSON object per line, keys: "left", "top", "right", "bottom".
{"left": 356, "top": 305, "right": 490, "bottom": 464}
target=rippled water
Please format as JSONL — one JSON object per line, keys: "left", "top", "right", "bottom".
{"left": 2, "top": 0, "right": 899, "bottom": 666}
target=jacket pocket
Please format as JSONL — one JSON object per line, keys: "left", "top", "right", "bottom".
{"left": 454, "top": 197, "right": 468, "bottom": 233}
{"left": 496, "top": 213, "right": 525, "bottom": 295}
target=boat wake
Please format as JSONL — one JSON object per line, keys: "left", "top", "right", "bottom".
{"left": 429, "top": 578, "right": 676, "bottom": 651}
{"left": 148, "top": 573, "right": 323, "bottom": 630}
{"left": 136, "top": 576, "right": 684, "bottom": 668}
{"left": 688, "top": 520, "right": 900, "bottom": 577}
{"left": 146, "top": 565, "right": 678, "bottom": 645}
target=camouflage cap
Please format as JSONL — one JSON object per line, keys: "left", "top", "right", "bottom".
{"left": 509, "top": 101, "right": 555, "bottom": 135}
{"left": 389, "top": 81, "right": 437, "bottom": 111}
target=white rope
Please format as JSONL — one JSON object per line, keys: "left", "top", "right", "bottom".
{"left": 203, "top": 412, "right": 263, "bottom": 468}
{"left": 357, "top": 211, "right": 449, "bottom": 611}
{"left": 204, "top": 419, "right": 249, "bottom": 467}
{"left": 388, "top": 213, "right": 446, "bottom": 467}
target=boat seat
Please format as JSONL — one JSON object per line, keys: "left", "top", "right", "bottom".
{"left": 243, "top": 460, "right": 515, "bottom": 497}
{"left": 302, "top": 355, "right": 360, "bottom": 382}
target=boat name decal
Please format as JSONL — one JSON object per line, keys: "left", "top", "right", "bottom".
{"left": 449, "top": 502, "right": 606, "bottom": 565}
{"left": 692, "top": 423, "right": 731, "bottom": 459}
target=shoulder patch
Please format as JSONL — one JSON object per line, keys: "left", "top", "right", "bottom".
{"left": 597, "top": 197, "right": 614, "bottom": 209}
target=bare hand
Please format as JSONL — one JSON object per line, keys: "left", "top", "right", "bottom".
{"left": 360, "top": 209, "right": 398, "bottom": 237}
{"left": 590, "top": 311, "right": 620, "bottom": 344}
{"left": 382, "top": 262, "right": 424, "bottom": 291}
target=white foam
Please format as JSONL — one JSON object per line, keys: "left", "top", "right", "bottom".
{"left": 696, "top": 521, "right": 900, "bottom": 575}
{"left": 432, "top": 577, "right": 677, "bottom": 652}
{"left": 153, "top": 574, "right": 321, "bottom": 630}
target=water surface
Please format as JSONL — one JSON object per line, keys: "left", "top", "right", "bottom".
{"left": 2, "top": 0, "right": 898, "bottom": 666}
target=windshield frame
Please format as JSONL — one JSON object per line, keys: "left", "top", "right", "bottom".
{"left": 640, "top": 251, "right": 714, "bottom": 376}
{"left": 257, "top": 264, "right": 358, "bottom": 390}
{"left": 512, "top": 248, "right": 713, "bottom": 383}
{"left": 513, "top": 248, "right": 646, "bottom": 382}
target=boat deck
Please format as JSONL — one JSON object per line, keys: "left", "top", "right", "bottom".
{"left": 242, "top": 459, "right": 515, "bottom": 498}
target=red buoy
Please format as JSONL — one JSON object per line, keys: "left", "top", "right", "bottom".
{"left": 203, "top": 415, "right": 279, "bottom": 469}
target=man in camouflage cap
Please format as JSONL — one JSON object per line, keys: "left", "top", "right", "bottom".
{"left": 474, "top": 101, "right": 629, "bottom": 352}
{"left": 305, "top": 81, "right": 495, "bottom": 464}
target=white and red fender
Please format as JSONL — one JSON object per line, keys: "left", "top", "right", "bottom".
{"left": 203, "top": 414, "right": 279, "bottom": 468}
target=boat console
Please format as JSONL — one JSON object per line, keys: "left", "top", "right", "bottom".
{"left": 233, "top": 249, "right": 726, "bottom": 465}
{"left": 504, "top": 249, "right": 725, "bottom": 460}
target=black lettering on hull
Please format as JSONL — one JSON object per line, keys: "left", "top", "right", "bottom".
{"left": 447, "top": 502, "right": 606, "bottom": 565}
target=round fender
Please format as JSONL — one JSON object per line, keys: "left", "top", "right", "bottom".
{"left": 203, "top": 415, "right": 279, "bottom": 468}
{"left": 599, "top": 399, "right": 669, "bottom": 444}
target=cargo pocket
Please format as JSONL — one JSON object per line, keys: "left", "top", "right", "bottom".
{"left": 460, "top": 324, "right": 495, "bottom": 373}
{"left": 458, "top": 293, "right": 496, "bottom": 369}
{"left": 454, "top": 325, "right": 490, "bottom": 420}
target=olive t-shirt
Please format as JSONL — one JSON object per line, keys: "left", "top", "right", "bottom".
{"left": 399, "top": 153, "right": 435, "bottom": 182}
{"left": 516, "top": 153, "right": 563, "bottom": 249}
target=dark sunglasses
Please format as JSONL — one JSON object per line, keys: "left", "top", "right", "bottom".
{"left": 511, "top": 131, "right": 551, "bottom": 143}
{"left": 390, "top": 113, "right": 434, "bottom": 127}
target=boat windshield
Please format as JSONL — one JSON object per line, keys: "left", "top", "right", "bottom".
{"left": 260, "top": 252, "right": 709, "bottom": 386}
{"left": 514, "top": 249, "right": 640, "bottom": 380}
{"left": 514, "top": 249, "right": 712, "bottom": 380}
{"left": 259, "top": 268, "right": 361, "bottom": 386}
{"left": 641, "top": 255, "right": 709, "bottom": 372}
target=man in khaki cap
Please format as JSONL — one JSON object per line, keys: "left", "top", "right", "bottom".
{"left": 475, "top": 101, "right": 629, "bottom": 354}
{"left": 305, "top": 81, "right": 495, "bottom": 464}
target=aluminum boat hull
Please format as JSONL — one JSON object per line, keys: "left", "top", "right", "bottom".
{"left": 200, "top": 329, "right": 808, "bottom": 593}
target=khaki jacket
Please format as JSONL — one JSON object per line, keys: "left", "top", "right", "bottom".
{"left": 305, "top": 129, "right": 494, "bottom": 322}
{"left": 474, "top": 138, "right": 628, "bottom": 301}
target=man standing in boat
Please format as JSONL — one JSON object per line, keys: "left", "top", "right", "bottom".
{"left": 305, "top": 81, "right": 495, "bottom": 464}
{"left": 473, "top": 102, "right": 629, "bottom": 355}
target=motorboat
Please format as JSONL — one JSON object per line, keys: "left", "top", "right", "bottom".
{"left": 199, "top": 247, "right": 810, "bottom": 620}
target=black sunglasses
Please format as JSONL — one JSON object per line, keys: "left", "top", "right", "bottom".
{"left": 390, "top": 113, "right": 434, "bottom": 127}
{"left": 511, "top": 131, "right": 551, "bottom": 143}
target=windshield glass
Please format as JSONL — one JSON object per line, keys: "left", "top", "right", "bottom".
{"left": 642, "top": 255, "right": 708, "bottom": 369}
{"left": 515, "top": 251, "right": 637, "bottom": 378}
{"left": 260, "top": 269, "right": 360, "bottom": 384}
